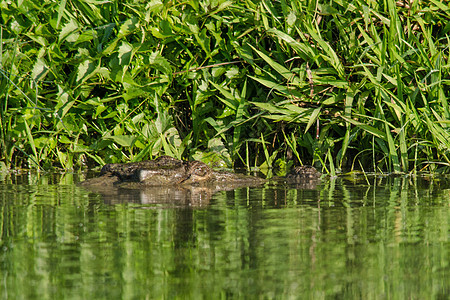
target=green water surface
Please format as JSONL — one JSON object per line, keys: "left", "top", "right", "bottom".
{"left": 0, "top": 173, "right": 448, "bottom": 299}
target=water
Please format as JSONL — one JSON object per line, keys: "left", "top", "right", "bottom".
{"left": 0, "top": 172, "right": 448, "bottom": 299}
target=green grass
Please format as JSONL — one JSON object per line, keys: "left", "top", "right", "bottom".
{"left": 1, "top": 0, "right": 449, "bottom": 174}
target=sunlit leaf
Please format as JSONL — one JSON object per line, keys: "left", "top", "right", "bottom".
{"left": 76, "top": 60, "right": 97, "bottom": 83}
{"left": 106, "top": 135, "right": 137, "bottom": 147}
{"left": 59, "top": 18, "right": 79, "bottom": 43}
{"left": 31, "top": 58, "right": 48, "bottom": 82}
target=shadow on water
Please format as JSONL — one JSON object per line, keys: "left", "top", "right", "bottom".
{"left": 0, "top": 172, "right": 448, "bottom": 299}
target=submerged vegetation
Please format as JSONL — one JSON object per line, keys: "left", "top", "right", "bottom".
{"left": 1, "top": 0, "right": 449, "bottom": 174}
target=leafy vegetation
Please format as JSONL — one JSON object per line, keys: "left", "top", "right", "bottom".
{"left": 1, "top": 0, "right": 449, "bottom": 174}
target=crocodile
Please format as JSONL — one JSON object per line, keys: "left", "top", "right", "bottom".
{"left": 79, "top": 156, "right": 321, "bottom": 205}
{"left": 80, "top": 155, "right": 264, "bottom": 188}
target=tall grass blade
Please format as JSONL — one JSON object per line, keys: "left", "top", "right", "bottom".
{"left": 283, "top": 131, "right": 303, "bottom": 166}
{"left": 340, "top": 116, "right": 386, "bottom": 140}
{"left": 305, "top": 107, "right": 321, "bottom": 133}
{"left": 248, "top": 44, "right": 301, "bottom": 85}
{"left": 384, "top": 122, "right": 401, "bottom": 173}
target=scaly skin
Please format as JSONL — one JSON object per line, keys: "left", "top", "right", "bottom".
{"left": 80, "top": 156, "right": 264, "bottom": 188}
{"left": 286, "top": 165, "right": 322, "bottom": 181}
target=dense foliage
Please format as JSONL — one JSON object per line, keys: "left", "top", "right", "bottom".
{"left": 1, "top": 0, "right": 449, "bottom": 174}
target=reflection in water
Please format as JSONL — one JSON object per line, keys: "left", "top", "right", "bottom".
{"left": 0, "top": 173, "right": 448, "bottom": 299}
{"left": 87, "top": 185, "right": 214, "bottom": 207}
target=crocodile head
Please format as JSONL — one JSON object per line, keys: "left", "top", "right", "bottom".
{"left": 286, "top": 165, "right": 322, "bottom": 181}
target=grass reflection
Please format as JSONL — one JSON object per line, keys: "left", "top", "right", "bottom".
{"left": 0, "top": 174, "right": 448, "bottom": 299}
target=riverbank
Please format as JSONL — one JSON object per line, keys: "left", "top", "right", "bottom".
{"left": 1, "top": 1, "right": 449, "bottom": 174}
